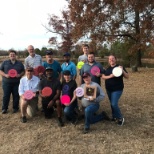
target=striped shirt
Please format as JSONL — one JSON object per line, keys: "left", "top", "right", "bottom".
{"left": 24, "top": 54, "right": 42, "bottom": 69}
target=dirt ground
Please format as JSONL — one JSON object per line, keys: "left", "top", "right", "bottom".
{"left": 0, "top": 68, "right": 153, "bottom": 154}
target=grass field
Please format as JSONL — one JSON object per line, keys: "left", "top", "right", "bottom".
{"left": 0, "top": 67, "right": 154, "bottom": 154}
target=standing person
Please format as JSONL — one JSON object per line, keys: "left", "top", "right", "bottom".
{"left": 18, "top": 67, "right": 40, "bottom": 123}
{"left": 79, "top": 52, "right": 105, "bottom": 85}
{"left": 62, "top": 70, "right": 78, "bottom": 124}
{"left": 0, "top": 49, "right": 25, "bottom": 114}
{"left": 61, "top": 52, "right": 77, "bottom": 81}
{"left": 71, "top": 72, "right": 110, "bottom": 134}
{"left": 78, "top": 44, "right": 89, "bottom": 63}
{"left": 42, "top": 50, "right": 62, "bottom": 80}
{"left": 102, "top": 55, "right": 129, "bottom": 126}
{"left": 24, "top": 45, "right": 42, "bottom": 69}
{"left": 39, "top": 67, "right": 64, "bottom": 127}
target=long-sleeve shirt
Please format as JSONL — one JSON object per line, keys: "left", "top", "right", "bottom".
{"left": 18, "top": 75, "right": 40, "bottom": 96}
{"left": 80, "top": 81, "right": 105, "bottom": 107}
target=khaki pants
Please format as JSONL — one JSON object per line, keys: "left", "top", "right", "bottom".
{"left": 20, "top": 97, "right": 38, "bottom": 117}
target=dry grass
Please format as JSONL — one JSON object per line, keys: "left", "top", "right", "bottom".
{"left": 0, "top": 68, "right": 154, "bottom": 154}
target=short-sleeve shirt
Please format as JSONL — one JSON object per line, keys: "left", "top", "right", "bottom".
{"left": 61, "top": 61, "right": 77, "bottom": 79}
{"left": 25, "top": 54, "right": 42, "bottom": 69}
{"left": 0, "top": 60, "right": 25, "bottom": 83}
{"left": 80, "top": 61, "right": 105, "bottom": 85}
{"left": 104, "top": 64, "right": 128, "bottom": 91}
{"left": 42, "top": 60, "right": 62, "bottom": 79}
{"left": 39, "top": 78, "right": 61, "bottom": 103}
{"left": 78, "top": 54, "right": 88, "bottom": 62}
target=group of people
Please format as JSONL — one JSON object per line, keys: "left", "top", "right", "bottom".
{"left": 0, "top": 44, "right": 129, "bottom": 134}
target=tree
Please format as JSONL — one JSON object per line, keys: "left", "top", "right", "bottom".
{"left": 45, "top": 10, "right": 73, "bottom": 53}
{"left": 69, "top": 0, "right": 154, "bottom": 67}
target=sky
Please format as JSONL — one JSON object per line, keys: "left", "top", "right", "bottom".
{"left": 0, "top": 0, "right": 68, "bottom": 50}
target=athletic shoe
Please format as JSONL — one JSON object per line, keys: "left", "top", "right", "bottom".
{"left": 117, "top": 118, "right": 124, "bottom": 126}
{"left": 21, "top": 116, "right": 27, "bottom": 123}
{"left": 102, "top": 111, "right": 110, "bottom": 121}
{"left": 111, "top": 118, "right": 118, "bottom": 122}
{"left": 2, "top": 109, "right": 7, "bottom": 114}
{"left": 57, "top": 117, "right": 64, "bottom": 127}
{"left": 83, "top": 127, "right": 90, "bottom": 134}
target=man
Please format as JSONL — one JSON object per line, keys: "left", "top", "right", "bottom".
{"left": 24, "top": 45, "right": 42, "bottom": 69}
{"left": 79, "top": 52, "right": 105, "bottom": 85}
{"left": 78, "top": 44, "right": 89, "bottom": 63}
{"left": 72, "top": 72, "right": 109, "bottom": 134}
{"left": 61, "top": 52, "right": 77, "bottom": 81}
{"left": 0, "top": 49, "right": 25, "bottom": 114}
{"left": 39, "top": 67, "right": 64, "bottom": 127}
{"left": 42, "top": 50, "right": 62, "bottom": 80}
{"left": 18, "top": 67, "right": 40, "bottom": 123}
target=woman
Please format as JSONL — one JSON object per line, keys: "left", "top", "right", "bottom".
{"left": 102, "top": 55, "right": 129, "bottom": 126}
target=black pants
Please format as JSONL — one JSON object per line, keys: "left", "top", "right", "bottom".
{"left": 42, "top": 101, "right": 54, "bottom": 118}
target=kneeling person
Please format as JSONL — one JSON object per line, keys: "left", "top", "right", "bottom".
{"left": 18, "top": 67, "right": 40, "bottom": 123}
{"left": 39, "top": 67, "right": 64, "bottom": 127}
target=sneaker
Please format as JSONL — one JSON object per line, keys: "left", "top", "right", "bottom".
{"left": 111, "top": 118, "right": 118, "bottom": 122}
{"left": 2, "top": 109, "right": 7, "bottom": 114}
{"left": 13, "top": 109, "right": 19, "bottom": 113}
{"left": 83, "top": 127, "right": 90, "bottom": 134}
{"left": 21, "top": 116, "right": 27, "bottom": 123}
{"left": 71, "top": 118, "right": 78, "bottom": 126}
{"left": 57, "top": 117, "right": 64, "bottom": 127}
{"left": 102, "top": 111, "right": 110, "bottom": 121}
{"left": 117, "top": 118, "right": 124, "bottom": 126}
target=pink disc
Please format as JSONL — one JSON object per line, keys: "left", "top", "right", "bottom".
{"left": 24, "top": 90, "right": 34, "bottom": 100}
{"left": 90, "top": 66, "right": 100, "bottom": 75}
{"left": 60, "top": 95, "right": 70, "bottom": 105}
{"left": 8, "top": 69, "right": 17, "bottom": 78}
{"left": 76, "top": 87, "right": 84, "bottom": 97}
{"left": 42, "top": 87, "right": 52, "bottom": 97}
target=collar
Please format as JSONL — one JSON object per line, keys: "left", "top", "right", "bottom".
{"left": 26, "top": 75, "right": 34, "bottom": 81}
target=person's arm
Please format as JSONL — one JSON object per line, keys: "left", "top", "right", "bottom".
{"left": 79, "top": 67, "right": 84, "bottom": 85}
{"left": 101, "top": 74, "right": 114, "bottom": 80}
{"left": 120, "top": 66, "right": 129, "bottom": 79}
{"left": 0, "top": 70, "right": 9, "bottom": 78}
{"left": 95, "top": 85, "right": 105, "bottom": 102}
{"left": 72, "top": 64, "right": 77, "bottom": 80}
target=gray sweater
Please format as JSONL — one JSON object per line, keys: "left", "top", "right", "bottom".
{"left": 80, "top": 82, "right": 105, "bottom": 107}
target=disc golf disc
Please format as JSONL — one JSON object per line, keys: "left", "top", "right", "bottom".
{"left": 76, "top": 87, "right": 84, "bottom": 97}
{"left": 24, "top": 90, "right": 34, "bottom": 100}
{"left": 42, "top": 87, "right": 52, "bottom": 97}
{"left": 34, "top": 66, "right": 45, "bottom": 76}
{"left": 90, "top": 66, "right": 100, "bottom": 76}
{"left": 60, "top": 95, "right": 70, "bottom": 105}
{"left": 77, "top": 61, "right": 84, "bottom": 69}
{"left": 8, "top": 69, "right": 17, "bottom": 78}
{"left": 112, "top": 67, "right": 122, "bottom": 77}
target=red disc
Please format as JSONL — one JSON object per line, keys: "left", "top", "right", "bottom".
{"left": 8, "top": 69, "right": 17, "bottom": 78}
{"left": 90, "top": 66, "right": 100, "bottom": 76}
{"left": 60, "top": 95, "right": 70, "bottom": 105}
{"left": 24, "top": 90, "right": 34, "bottom": 100}
{"left": 42, "top": 87, "right": 52, "bottom": 97}
{"left": 34, "top": 66, "right": 45, "bottom": 76}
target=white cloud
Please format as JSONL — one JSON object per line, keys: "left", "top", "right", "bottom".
{"left": 0, "top": 0, "right": 68, "bottom": 50}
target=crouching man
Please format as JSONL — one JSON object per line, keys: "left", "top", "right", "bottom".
{"left": 18, "top": 67, "right": 40, "bottom": 123}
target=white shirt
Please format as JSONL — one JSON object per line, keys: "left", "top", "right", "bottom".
{"left": 18, "top": 75, "right": 40, "bottom": 96}
{"left": 24, "top": 54, "right": 42, "bottom": 69}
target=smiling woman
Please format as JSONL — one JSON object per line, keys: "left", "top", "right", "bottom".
{"left": 0, "top": 0, "right": 68, "bottom": 50}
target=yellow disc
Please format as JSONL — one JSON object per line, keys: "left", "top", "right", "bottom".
{"left": 77, "top": 61, "right": 84, "bottom": 69}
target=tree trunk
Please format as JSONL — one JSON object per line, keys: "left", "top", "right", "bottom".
{"left": 136, "top": 49, "right": 142, "bottom": 67}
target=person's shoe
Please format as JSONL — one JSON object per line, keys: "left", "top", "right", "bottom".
{"left": 2, "top": 109, "right": 7, "bottom": 114}
{"left": 57, "top": 117, "right": 64, "bottom": 127}
{"left": 13, "top": 109, "right": 19, "bottom": 113}
{"left": 111, "top": 118, "right": 118, "bottom": 122}
{"left": 117, "top": 118, "right": 124, "bottom": 126}
{"left": 83, "top": 128, "right": 90, "bottom": 134}
{"left": 21, "top": 116, "right": 27, "bottom": 123}
{"left": 102, "top": 111, "right": 110, "bottom": 121}
{"left": 71, "top": 118, "right": 78, "bottom": 126}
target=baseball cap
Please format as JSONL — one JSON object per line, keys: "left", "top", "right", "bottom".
{"left": 46, "top": 50, "right": 53, "bottom": 55}
{"left": 63, "top": 52, "right": 71, "bottom": 57}
{"left": 63, "top": 70, "right": 71, "bottom": 76}
{"left": 45, "top": 67, "right": 53, "bottom": 71}
{"left": 82, "top": 72, "right": 91, "bottom": 78}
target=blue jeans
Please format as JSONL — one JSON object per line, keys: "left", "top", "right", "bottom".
{"left": 84, "top": 104, "right": 103, "bottom": 129}
{"left": 106, "top": 90, "right": 123, "bottom": 119}
{"left": 64, "top": 101, "right": 78, "bottom": 122}
{"left": 2, "top": 81, "right": 20, "bottom": 111}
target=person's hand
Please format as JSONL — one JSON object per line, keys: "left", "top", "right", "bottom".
{"left": 47, "top": 100, "right": 54, "bottom": 108}
{"left": 5, "top": 74, "right": 10, "bottom": 78}
{"left": 89, "top": 97, "right": 95, "bottom": 101}
{"left": 64, "top": 103, "right": 70, "bottom": 107}
{"left": 95, "top": 72, "right": 101, "bottom": 77}
{"left": 110, "top": 74, "right": 115, "bottom": 78}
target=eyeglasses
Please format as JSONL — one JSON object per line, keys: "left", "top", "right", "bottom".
{"left": 27, "top": 70, "right": 33, "bottom": 72}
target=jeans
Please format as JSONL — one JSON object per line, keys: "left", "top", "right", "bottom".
{"left": 64, "top": 101, "right": 78, "bottom": 122}
{"left": 2, "top": 81, "right": 20, "bottom": 110}
{"left": 84, "top": 104, "right": 103, "bottom": 129}
{"left": 106, "top": 90, "right": 123, "bottom": 119}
